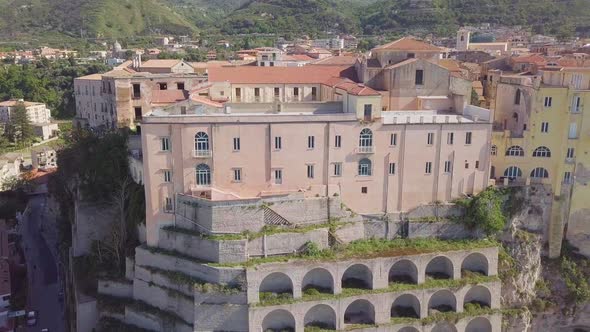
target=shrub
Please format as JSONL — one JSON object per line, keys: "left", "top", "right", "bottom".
{"left": 561, "top": 256, "right": 590, "bottom": 304}
{"left": 461, "top": 187, "right": 507, "bottom": 235}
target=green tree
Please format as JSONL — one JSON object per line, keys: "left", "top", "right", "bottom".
{"left": 5, "top": 102, "right": 34, "bottom": 145}
{"left": 459, "top": 187, "right": 507, "bottom": 235}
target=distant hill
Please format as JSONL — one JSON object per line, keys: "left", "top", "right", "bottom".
{"left": 0, "top": 0, "right": 197, "bottom": 39}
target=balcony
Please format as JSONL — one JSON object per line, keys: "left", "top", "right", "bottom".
{"left": 193, "top": 150, "right": 212, "bottom": 158}
{"left": 355, "top": 146, "right": 374, "bottom": 154}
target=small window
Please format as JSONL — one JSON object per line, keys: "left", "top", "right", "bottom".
{"left": 133, "top": 83, "right": 141, "bottom": 98}
{"left": 163, "top": 170, "right": 172, "bottom": 183}
{"left": 161, "top": 137, "right": 170, "bottom": 151}
{"left": 158, "top": 82, "right": 168, "bottom": 90}
{"left": 134, "top": 107, "right": 142, "bottom": 120}
{"left": 567, "top": 148, "right": 575, "bottom": 159}
{"left": 465, "top": 132, "right": 472, "bottom": 145}
{"left": 361, "top": 187, "right": 368, "bottom": 194}
{"left": 407, "top": 53, "right": 415, "bottom": 58}
{"left": 444, "top": 161, "right": 452, "bottom": 173}
{"left": 333, "top": 163, "right": 342, "bottom": 176}
{"left": 294, "top": 87, "right": 299, "bottom": 97}
{"left": 388, "top": 162, "right": 396, "bottom": 175}
{"left": 233, "top": 168, "right": 242, "bottom": 182}
{"left": 415, "top": 69, "right": 424, "bottom": 85}
{"left": 447, "top": 132, "right": 454, "bottom": 145}
{"left": 177, "top": 82, "right": 185, "bottom": 90}
{"left": 275, "top": 136, "right": 282, "bottom": 150}
{"left": 564, "top": 171, "right": 572, "bottom": 184}
{"left": 364, "top": 104, "right": 372, "bottom": 121}
{"left": 311, "top": 87, "right": 317, "bottom": 101}
{"left": 544, "top": 96, "right": 552, "bottom": 107}
{"left": 465, "top": 161, "right": 469, "bottom": 169}
{"left": 274, "top": 87, "right": 280, "bottom": 99}
{"left": 358, "top": 158, "right": 372, "bottom": 176}
{"left": 254, "top": 88, "right": 261, "bottom": 101}
{"left": 308, "top": 136, "right": 315, "bottom": 149}
{"left": 307, "top": 164, "right": 314, "bottom": 179}
{"left": 475, "top": 161, "right": 480, "bottom": 169}
{"left": 573, "top": 96, "right": 581, "bottom": 113}
{"left": 164, "top": 197, "right": 174, "bottom": 213}
{"left": 274, "top": 169, "right": 283, "bottom": 184}
{"left": 514, "top": 89, "right": 521, "bottom": 105}
{"left": 235, "top": 88, "right": 242, "bottom": 100}
{"left": 541, "top": 122, "right": 549, "bottom": 133}
{"left": 334, "top": 135, "right": 341, "bottom": 148}
{"left": 427, "top": 132, "right": 434, "bottom": 145}
{"left": 390, "top": 133, "right": 397, "bottom": 146}
{"left": 233, "top": 137, "right": 240, "bottom": 151}
{"left": 425, "top": 162, "right": 432, "bottom": 174}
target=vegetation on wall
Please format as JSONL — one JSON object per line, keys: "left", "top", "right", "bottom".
{"left": 455, "top": 187, "right": 507, "bottom": 236}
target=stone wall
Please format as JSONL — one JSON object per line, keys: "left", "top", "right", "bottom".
{"left": 194, "top": 304, "right": 249, "bottom": 332}
{"left": 344, "top": 313, "right": 502, "bottom": 332}
{"left": 97, "top": 279, "right": 133, "bottom": 298}
{"left": 135, "top": 246, "right": 245, "bottom": 286}
{"left": 248, "top": 228, "right": 329, "bottom": 257}
{"left": 408, "top": 221, "right": 482, "bottom": 239}
{"left": 405, "top": 203, "right": 465, "bottom": 220}
{"left": 134, "top": 265, "right": 195, "bottom": 298}
{"left": 72, "top": 201, "right": 116, "bottom": 257}
{"left": 133, "top": 278, "right": 195, "bottom": 325}
{"left": 159, "top": 228, "right": 248, "bottom": 263}
{"left": 125, "top": 305, "right": 193, "bottom": 332}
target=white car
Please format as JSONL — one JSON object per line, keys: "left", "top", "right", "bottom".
{"left": 26, "top": 310, "right": 37, "bottom": 326}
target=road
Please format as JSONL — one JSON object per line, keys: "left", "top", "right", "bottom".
{"left": 21, "top": 195, "right": 65, "bottom": 332}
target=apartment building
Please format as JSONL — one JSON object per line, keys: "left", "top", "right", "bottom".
{"left": 0, "top": 100, "right": 51, "bottom": 124}
{"left": 140, "top": 38, "right": 492, "bottom": 246}
{"left": 491, "top": 67, "right": 590, "bottom": 257}
{"left": 74, "top": 59, "right": 207, "bottom": 129}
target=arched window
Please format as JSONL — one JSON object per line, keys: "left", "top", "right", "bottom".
{"left": 196, "top": 164, "right": 211, "bottom": 186}
{"left": 491, "top": 145, "right": 497, "bottom": 156}
{"left": 514, "top": 89, "right": 521, "bottom": 105}
{"left": 530, "top": 167, "right": 549, "bottom": 178}
{"left": 359, "top": 128, "right": 373, "bottom": 147}
{"left": 195, "top": 132, "right": 209, "bottom": 152}
{"left": 504, "top": 166, "right": 522, "bottom": 179}
{"left": 505, "top": 146, "right": 524, "bottom": 157}
{"left": 532, "top": 146, "right": 551, "bottom": 158}
{"left": 358, "top": 158, "right": 372, "bottom": 176}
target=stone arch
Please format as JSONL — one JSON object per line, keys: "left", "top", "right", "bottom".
{"left": 464, "top": 285, "right": 492, "bottom": 309}
{"left": 398, "top": 328, "right": 420, "bottom": 332}
{"left": 389, "top": 259, "right": 418, "bottom": 284}
{"left": 304, "top": 304, "right": 336, "bottom": 330}
{"left": 344, "top": 299, "right": 375, "bottom": 325}
{"left": 342, "top": 264, "right": 373, "bottom": 289}
{"left": 391, "top": 293, "right": 421, "bottom": 318}
{"left": 465, "top": 317, "right": 492, "bottom": 332}
{"left": 428, "top": 290, "right": 457, "bottom": 313}
{"left": 259, "top": 272, "right": 293, "bottom": 297}
{"left": 302, "top": 268, "right": 334, "bottom": 294}
{"left": 461, "top": 253, "right": 489, "bottom": 277}
{"left": 426, "top": 256, "right": 454, "bottom": 280}
{"left": 431, "top": 321, "right": 458, "bottom": 332}
{"left": 261, "top": 309, "right": 295, "bottom": 332}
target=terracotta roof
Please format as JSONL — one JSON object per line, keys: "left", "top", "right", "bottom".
{"left": 141, "top": 59, "right": 186, "bottom": 68}
{"left": 438, "top": 59, "right": 462, "bottom": 72}
{"left": 0, "top": 100, "right": 44, "bottom": 107}
{"left": 208, "top": 65, "right": 358, "bottom": 84}
{"left": 190, "top": 95, "right": 225, "bottom": 108}
{"left": 334, "top": 81, "right": 381, "bottom": 96}
{"left": 374, "top": 37, "right": 441, "bottom": 52}
{"left": 151, "top": 90, "right": 189, "bottom": 105}
{"left": 311, "top": 56, "right": 359, "bottom": 66}
{"left": 512, "top": 54, "right": 546, "bottom": 64}
{"left": 283, "top": 54, "right": 315, "bottom": 62}
{"left": 385, "top": 58, "right": 418, "bottom": 69}
{"left": 76, "top": 73, "right": 103, "bottom": 81}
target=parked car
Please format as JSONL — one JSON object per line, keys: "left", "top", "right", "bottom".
{"left": 41, "top": 329, "right": 49, "bottom": 332}
{"left": 26, "top": 310, "right": 37, "bottom": 326}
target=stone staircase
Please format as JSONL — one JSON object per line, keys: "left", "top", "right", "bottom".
{"left": 262, "top": 206, "right": 292, "bottom": 226}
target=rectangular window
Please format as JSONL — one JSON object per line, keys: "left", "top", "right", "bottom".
{"left": 158, "top": 82, "right": 168, "bottom": 90}
{"left": 425, "top": 162, "right": 432, "bottom": 174}
{"left": 163, "top": 170, "right": 172, "bottom": 183}
{"left": 564, "top": 171, "right": 572, "bottom": 184}
{"left": 569, "top": 122, "right": 578, "bottom": 139}
{"left": 308, "top": 136, "right": 315, "bottom": 149}
{"left": 415, "top": 69, "right": 424, "bottom": 85}
{"left": 164, "top": 197, "right": 173, "bottom": 213}
{"left": 567, "top": 148, "right": 575, "bottom": 159}
{"left": 444, "top": 161, "right": 452, "bottom": 173}
{"left": 541, "top": 122, "right": 549, "bottom": 133}
{"left": 161, "top": 137, "right": 170, "bottom": 151}
{"left": 274, "top": 169, "right": 283, "bottom": 184}
{"left": 465, "top": 161, "right": 469, "bottom": 169}
{"left": 427, "top": 132, "right": 434, "bottom": 145}
{"left": 132, "top": 83, "right": 141, "bottom": 99}
{"left": 388, "top": 162, "right": 396, "bottom": 175}
{"left": 361, "top": 187, "right": 368, "bottom": 194}
{"left": 134, "top": 107, "right": 142, "bottom": 120}
{"left": 390, "top": 133, "right": 397, "bottom": 146}
{"left": 364, "top": 104, "right": 372, "bottom": 121}
{"left": 275, "top": 136, "right": 282, "bottom": 150}
{"left": 294, "top": 87, "right": 299, "bottom": 97}
{"left": 333, "top": 163, "right": 342, "bottom": 176}
{"left": 311, "top": 87, "right": 317, "bottom": 101}
{"left": 573, "top": 96, "right": 581, "bottom": 113}
{"left": 233, "top": 168, "right": 242, "bottom": 182}
{"left": 235, "top": 88, "right": 241, "bottom": 101}
{"left": 307, "top": 164, "right": 314, "bottom": 179}
{"left": 475, "top": 161, "right": 480, "bottom": 169}
{"left": 274, "top": 87, "right": 280, "bottom": 99}
{"left": 233, "top": 137, "right": 240, "bottom": 151}
{"left": 177, "top": 82, "right": 185, "bottom": 90}
{"left": 465, "top": 132, "right": 472, "bottom": 145}
{"left": 447, "top": 132, "right": 454, "bottom": 145}
{"left": 544, "top": 96, "right": 552, "bottom": 107}
{"left": 334, "top": 135, "right": 341, "bottom": 148}
{"left": 254, "top": 88, "right": 260, "bottom": 101}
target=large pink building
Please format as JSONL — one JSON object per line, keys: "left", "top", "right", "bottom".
{"left": 140, "top": 38, "right": 493, "bottom": 245}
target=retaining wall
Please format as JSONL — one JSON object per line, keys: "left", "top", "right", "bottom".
{"left": 97, "top": 279, "right": 133, "bottom": 298}
{"left": 194, "top": 304, "right": 249, "bottom": 332}
{"left": 408, "top": 222, "right": 482, "bottom": 240}
{"left": 133, "top": 278, "right": 194, "bottom": 325}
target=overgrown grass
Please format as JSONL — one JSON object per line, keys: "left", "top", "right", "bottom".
{"left": 257, "top": 275, "right": 500, "bottom": 306}
{"left": 140, "top": 265, "right": 243, "bottom": 294}
{"left": 212, "top": 238, "right": 498, "bottom": 268}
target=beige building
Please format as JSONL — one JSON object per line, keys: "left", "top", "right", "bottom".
{"left": 0, "top": 100, "right": 51, "bottom": 124}
{"left": 139, "top": 38, "right": 492, "bottom": 246}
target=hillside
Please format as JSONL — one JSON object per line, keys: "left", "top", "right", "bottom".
{"left": 0, "top": 0, "right": 197, "bottom": 40}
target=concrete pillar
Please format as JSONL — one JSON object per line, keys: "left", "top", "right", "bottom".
{"left": 333, "top": 279, "right": 342, "bottom": 295}
{"left": 420, "top": 293, "right": 429, "bottom": 319}
{"left": 453, "top": 258, "right": 462, "bottom": 280}
{"left": 456, "top": 290, "right": 464, "bottom": 313}
{"left": 417, "top": 260, "right": 426, "bottom": 284}
{"left": 373, "top": 261, "right": 388, "bottom": 290}
{"left": 374, "top": 296, "right": 390, "bottom": 325}
{"left": 293, "top": 282, "right": 302, "bottom": 299}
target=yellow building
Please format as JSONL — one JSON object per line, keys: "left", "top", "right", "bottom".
{"left": 491, "top": 67, "right": 590, "bottom": 257}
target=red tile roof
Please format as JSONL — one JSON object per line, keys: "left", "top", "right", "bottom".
{"left": 374, "top": 37, "right": 441, "bottom": 52}
{"left": 151, "top": 90, "right": 189, "bottom": 105}
{"left": 512, "top": 54, "right": 546, "bottom": 64}
{"left": 208, "top": 65, "right": 358, "bottom": 84}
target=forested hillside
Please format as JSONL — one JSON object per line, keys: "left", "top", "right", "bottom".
{"left": 0, "top": 0, "right": 589, "bottom": 40}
